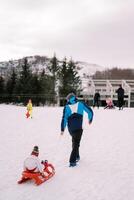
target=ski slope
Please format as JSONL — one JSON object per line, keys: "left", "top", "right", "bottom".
{"left": 0, "top": 105, "right": 134, "bottom": 200}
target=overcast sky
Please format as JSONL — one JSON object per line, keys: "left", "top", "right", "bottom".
{"left": 0, "top": 0, "right": 134, "bottom": 68}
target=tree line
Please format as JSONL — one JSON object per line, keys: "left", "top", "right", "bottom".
{"left": 0, "top": 55, "right": 81, "bottom": 105}
{"left": 92, "top": 67, "right": 134, "bottom": 79}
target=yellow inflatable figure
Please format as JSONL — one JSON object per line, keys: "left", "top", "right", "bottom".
{"left": 26, "top": 99, "right": 33, "bottom": 118}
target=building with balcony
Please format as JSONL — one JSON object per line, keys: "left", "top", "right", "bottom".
{"left": 81, "top": 79, "right": 134, "bottom": 107}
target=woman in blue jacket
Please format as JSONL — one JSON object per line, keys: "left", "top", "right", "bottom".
{"left": 61, "top": 93, "right": 93, "bottom": 167}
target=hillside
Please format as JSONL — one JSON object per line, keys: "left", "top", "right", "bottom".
{"left": 0, "top": 55, "right": 104, "bottom": 78}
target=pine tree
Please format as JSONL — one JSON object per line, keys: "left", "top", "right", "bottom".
{"left": 31, "top": 73, "right": 41, "bottom": 105}
{"left": 67, "top": 59, "right": 81, "bottom": 94}
{"left": 58, "top": 57, "right": 68, "bottom": 97}
{"left": 18, "top": 58, "right": 32, "bottom": 94}
{"left": 59, "top": 58, "right": 81, "bottom": 98}
{"left": 48, "top": 54, "right": 59, "bottom": 101}
{"left": 16, "top": 58, "right": 33, "bottom": 104}
{"left": 39, "top": 69, "right": 54, "bottom": 105}
{"left": 0, "top": 76, "right": 5, "bottom": 93}
{"left": 0, "top": 75, "right": 5, "bottom": 103}
{"left": 6, "top": 68, "right": 17, "bottom": 102}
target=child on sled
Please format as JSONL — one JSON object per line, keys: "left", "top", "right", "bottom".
{"left": 18, "top": 146, "right": 55, "bottom": 185}
{"left": 104, "top": 98, "right": 115, "bottom": 109}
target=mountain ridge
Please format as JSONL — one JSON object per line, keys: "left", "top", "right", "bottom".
{"left": 0, "top": 55, "right": 104, "bottom": 78}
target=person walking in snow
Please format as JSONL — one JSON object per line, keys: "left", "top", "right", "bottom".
{"left": 116, "top": 85, "right": 125, "bottom": 110}
{"left": 60, "top": 93, "right": 93, "bottom": 167}
{"left": 26, "top": 99, "right": 33, "bottom": 118}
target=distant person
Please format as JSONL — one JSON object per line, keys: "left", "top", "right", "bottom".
{"left": 116, "top": 85, "right": 124, "bottom": 110}
{"left": 93, "top": 91, "right": 100, "bottom": 108}
{"left": 60, "top": 93, "right": 93, "bottom": 167}
{"left": 104, "top": 98, "right": 115, "bottom": 109}
{"left": 26, "top": 99, "right": 33, "bottom": 118}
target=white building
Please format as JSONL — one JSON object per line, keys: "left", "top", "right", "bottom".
{"left": 81, "top": 79, "right": 134, "bottom": 107}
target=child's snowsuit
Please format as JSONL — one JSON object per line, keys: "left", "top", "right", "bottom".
{"left": 26, "top": 102, "right": 33, "bottom": 118}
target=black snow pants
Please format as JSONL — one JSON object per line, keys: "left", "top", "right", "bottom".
{"left": 69, "top": 129, "right": 83, "bottom": 163}
{"left": 118, "top": 97, "right": 124, "bottom": 108}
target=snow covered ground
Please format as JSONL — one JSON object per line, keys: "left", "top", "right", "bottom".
{"left": 0, "top": 105, "right": 134, "bottom": 200}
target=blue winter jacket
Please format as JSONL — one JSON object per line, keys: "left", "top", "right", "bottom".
{"left": 61, "top": 100, "right": 93, "bottom": 134}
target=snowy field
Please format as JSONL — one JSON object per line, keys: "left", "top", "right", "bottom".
{"left": 0, "top": 105, "right": 134, "bottom": 200}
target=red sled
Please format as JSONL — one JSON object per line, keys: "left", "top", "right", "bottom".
{"left": 18, "top": 161, "right": 55, "bottom": 186}
{"left": 26, "top": 111, "right": 30, "bottom": 118}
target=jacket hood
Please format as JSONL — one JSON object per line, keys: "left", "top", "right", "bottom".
{"left": 66, "top": 93, "right": 77, "bottom": 104}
